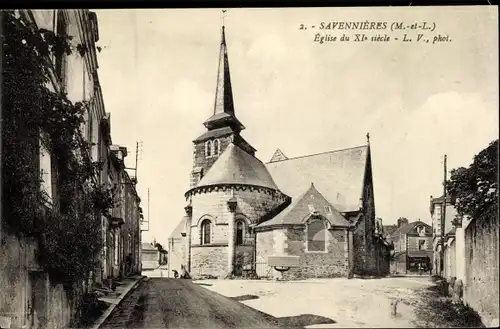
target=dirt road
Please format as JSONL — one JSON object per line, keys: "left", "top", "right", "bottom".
{"left": 100, "top": 278, "right": 332, "bottom": 328}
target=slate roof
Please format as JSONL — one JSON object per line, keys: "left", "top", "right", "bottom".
{"left": 195, "top": 143, "right": 280, "bottom": 191}
{"left": 169, "top": 217, "right": 187, "bottom": 239}
{"left": 383, "top": 224, "right": 398, "bottom": 237}
{"left": 257, "top": 183, "right": 349, "bottom": 228}
{"left": 389, "top": 221, "right": 432, "bottom": 237}
{"left": 193, "top": 126, "right": 234, "bottom": 143}
{"left": 265, "top": 145, "right": 368, "bottom": 213}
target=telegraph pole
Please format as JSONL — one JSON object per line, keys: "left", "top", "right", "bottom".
{"left": 440, "top": 154, "right": 447, "bottom": 277}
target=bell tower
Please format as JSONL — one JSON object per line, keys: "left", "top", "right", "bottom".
{"left": 190, "top": 25, "right": 256, "bottom": 187}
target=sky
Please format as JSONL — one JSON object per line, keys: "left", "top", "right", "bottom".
{"left": 94, "top": 7, "right": 498, "bottom": 246}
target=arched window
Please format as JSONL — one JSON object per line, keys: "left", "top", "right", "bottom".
{"left": 213, "top": 139, "right": 220, "bottom": 156}
{"left": 236, "top": 221, "right": 244, "bottom": 245}
{"left": 205, "top": 140, "right": 212, "bottom": 158}
{"left": 307, "top": 217, "right": 327, "bottom": 252}
{"left": 201, "top": 219, "right": 211, "bottom": 245}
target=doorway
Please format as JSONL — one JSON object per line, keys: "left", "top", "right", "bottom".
{"left": 26, "top": 271, "right": 48, "bottom": 329}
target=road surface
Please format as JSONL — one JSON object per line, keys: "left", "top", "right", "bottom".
{"left": 100, "top": 278, "right": 322, "bottom": 328}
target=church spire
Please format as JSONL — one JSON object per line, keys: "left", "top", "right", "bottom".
{"left": 203, "top": 23, "right": 245, "bottom": 132}
{"left": 213, "top": 26, "right": 234, "bottom": 117}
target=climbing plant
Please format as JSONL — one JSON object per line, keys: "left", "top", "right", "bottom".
{"left": 2, "top": 10, "right": 115, "bottom": 285}
{"left": 446, "top": 139, "right": 498, "bottom": 221}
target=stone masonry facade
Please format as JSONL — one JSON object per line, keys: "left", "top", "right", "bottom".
{"left": 187, "top": 187, "right": 287, "bottom": 278}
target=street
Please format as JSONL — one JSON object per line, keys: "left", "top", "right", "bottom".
{"left": 100, "top": 278, "right": 292, "bottom": 328}
{"left": 99, "top": 276, "right": 446, "bottom": 329}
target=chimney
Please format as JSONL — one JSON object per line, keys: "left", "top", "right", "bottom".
{"left": 397, "top": 217, "right": 409, "bottom": 228}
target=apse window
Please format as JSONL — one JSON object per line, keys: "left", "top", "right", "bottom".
{"left": 236, "top": 221, "right": 244, "bottom": 246}
{"left": 201, "top": 219, "right": 211, "bottom": 245}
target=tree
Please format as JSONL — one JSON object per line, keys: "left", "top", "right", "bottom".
{"left": 447, "top": 139, "right": 498, "bottom": 220}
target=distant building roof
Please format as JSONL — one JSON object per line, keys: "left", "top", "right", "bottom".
{"left": 194, "top": 143, "right": 280, "bottom": 191}
{"left": 257, "top": 183, "right": 349, "bottom": 228}
{"left": 265, "top": 145, "right": 368, "bottom": 213}
{"left": 141, "top": 242, "right": 156, "bottom": 251}
{"left": 170, "top": 217, "right": 187, "bottom": 239}
{"left": 390, "top": 221, "right": 432, "bottom": 237}
{"left": 269, "top": 149, "right": 288, "bottom": 162}
{"left": 383, "top": 224, "right": 398, "bottom": 237}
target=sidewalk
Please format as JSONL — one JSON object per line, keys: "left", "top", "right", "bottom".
{"left": 90, "top": 275, "right": 145, "bottom": 329}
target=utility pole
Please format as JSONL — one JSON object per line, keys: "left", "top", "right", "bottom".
{"left": 126, "top": 141, "right": 142, "bottom": 183}
{"left": 141, "top": 188, "right": 150, "bottom": 232}
{"left": 440, "top": 154, "right": 447, "bottom": 277}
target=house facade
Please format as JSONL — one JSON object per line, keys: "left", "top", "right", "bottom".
{"left": 170, "top": 26, "right": 391, "bottom": 280}
{"left": 387, "top": 220, "right": 433, "bottom": 274}
{"left": 0, "top": 10, "right": 142, "bottom": 329}
{"left": 429, "top": 195, "right": 458, "bottom": 276}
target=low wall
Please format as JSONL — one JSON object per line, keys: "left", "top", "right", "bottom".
{"left": 464, "top": 209, "right": 499, "bottom": 327}
{"left": 0, "top": 233, "right": 79, "bottom": 329}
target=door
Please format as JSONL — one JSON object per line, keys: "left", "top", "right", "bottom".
{"left": 26, "top": 271, "right": 47, "bottom": 329}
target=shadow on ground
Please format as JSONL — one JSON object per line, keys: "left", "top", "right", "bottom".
{"left": 274, "top": 314, "right": 336, "bottom": 328}
{"left": 230, "top": 294, "right": 260, "bottom": 302}
{"left": 229, "top": 294, "right": 336, "bottom": 328}
{"left": 194, "top": 282, "right": 213, "bottom": 287}
{"left": 413, "top": 279, "right": 484, "bottom": 328}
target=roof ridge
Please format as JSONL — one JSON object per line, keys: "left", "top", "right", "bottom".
{"left": 230, "top": 142, "right": 267, "bottom": 165}
{"left": 265, "top": 144, "right": 367, "bottom": 164}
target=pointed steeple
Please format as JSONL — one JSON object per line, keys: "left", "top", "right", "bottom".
{"left": 214, "top": 26, "right": 234, "bottom": 116}
{"left": 203, "top": 26, "right": 245, "bottom": 132}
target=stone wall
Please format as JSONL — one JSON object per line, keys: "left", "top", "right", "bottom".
{"left": 190, "top": 246, "right": 228, "bottom": 278}
{"left": 464, "top": 214, "right": 499, "bottom": 327}
{"left": 444, "top": 238, "right": 456, "bottom": 280}
{"left": 284, "top": 228, "right": 347, "bottom": 279}
{"left": 191, "top": 135, "right": 233, "bottom": 186}
{"left": 0, "top": 234, "right": 76, "bottom": 329}
{"left": 189, "top": 187, "right": 285, "bottom": 277}
{"left": 255, "top": 227, "right": 347, "bottom": 279}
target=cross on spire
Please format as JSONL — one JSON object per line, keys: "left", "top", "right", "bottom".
{"left": 221, "top": 9, "right": 227, "bottom": 28}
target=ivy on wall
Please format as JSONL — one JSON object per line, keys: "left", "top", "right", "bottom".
{"left": 2, "top": 10, "right": 115, "bottom": 286}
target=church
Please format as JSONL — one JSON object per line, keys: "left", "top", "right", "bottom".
{"left": 168, "top": 26, "right": 391, "bottom": 280}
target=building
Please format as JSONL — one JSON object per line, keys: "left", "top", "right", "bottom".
{"left": 170, "top": 26, "right": 391, "bottom": 280}
{"left": 141, "top": 242, "right": 160, "bottom": 271}
{"left": 106, "top": 145, "right": 143, "bottom": 280}
{"left": 167, "top": 218, "right": 188, "bottom": 277}
{"left": 429, "top": 195, "right": 458, "bottom": 276}
{"left": 387, "top": 220, "right": 433, "bottom": 274}
{"left": 0, "top": 10, "right": 142, "bottom": 329}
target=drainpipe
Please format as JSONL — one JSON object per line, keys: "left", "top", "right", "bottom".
{"left": 344, "top": 226, "right": 351, "bottom": 278}
{"left": 184, "top": 196, "right": 193, "bottom": 273}
{"left": 227, "top": 188, "right": 237, "bottom": 276}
